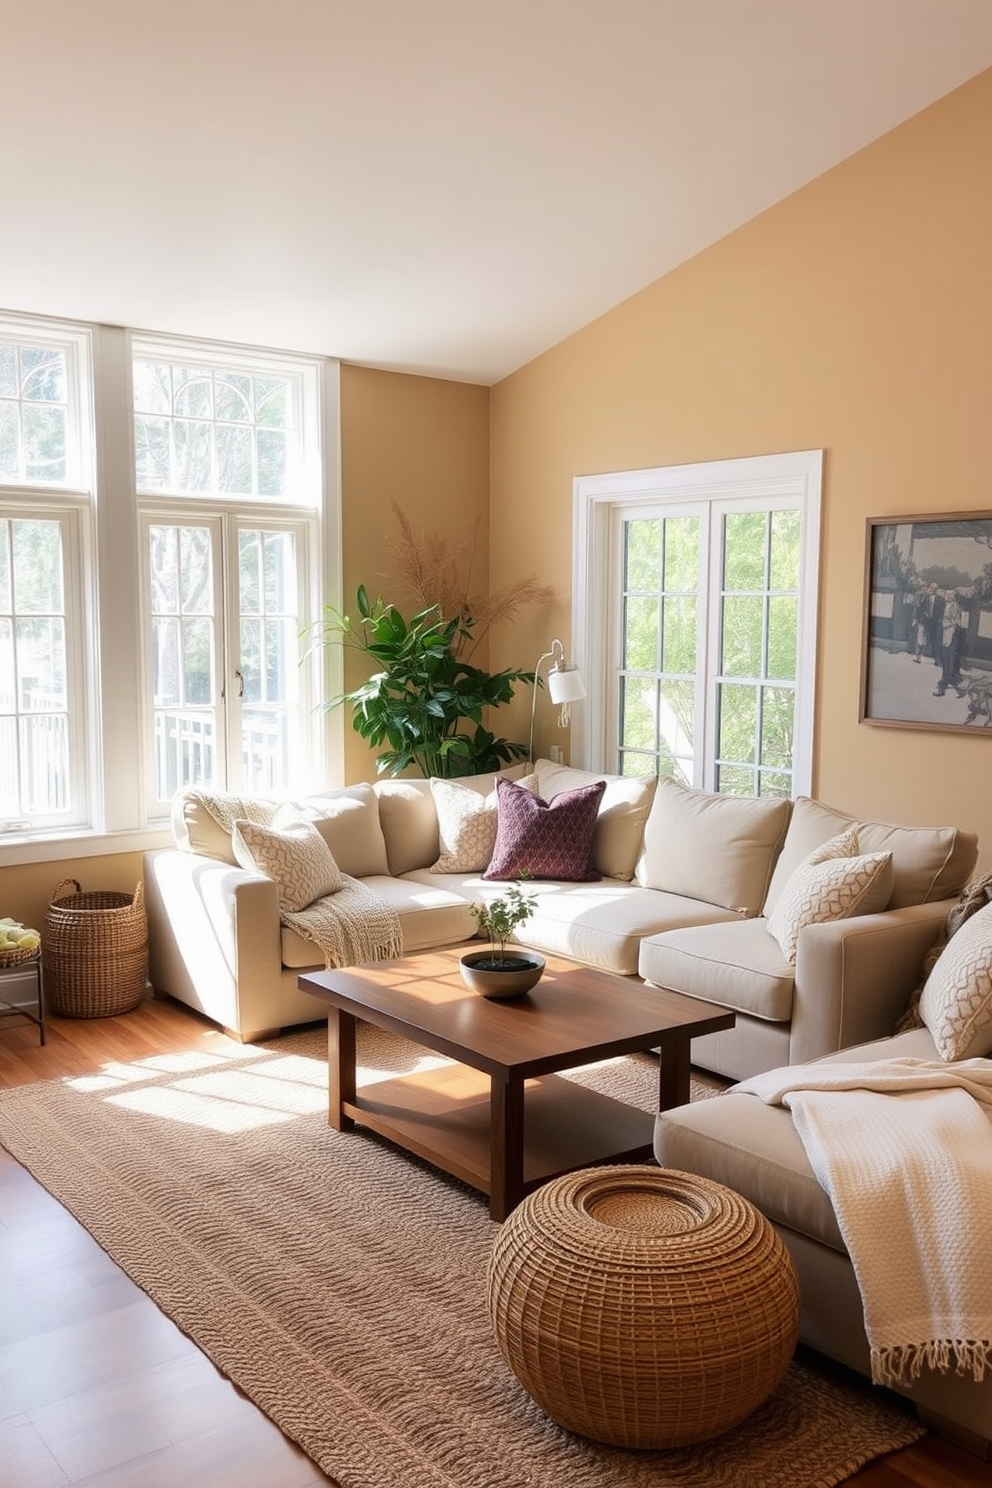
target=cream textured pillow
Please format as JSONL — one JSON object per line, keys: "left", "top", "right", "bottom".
{"left": 767, "top": 829, "right": 893, "bottom": 964}
{"left": 920, "top": 902, "right": 992, "bottom": 1060}
{"left": 430, "top": 778, "right": 499, "bottom": 873}
{"left": 232, "top": 816, "right": 343, "bottom": 913}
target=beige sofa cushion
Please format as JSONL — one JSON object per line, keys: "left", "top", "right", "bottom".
{"left": 634, "top": 778, "right": 792, "bottom": 915}
{"left": 171, "top": 789, "right": 275, "bottom": 863}
{"left": 280, "top": 874, "right": 477, "bottom": 967}
{"left": 533, "top": 760, "right": 659, "bottom": 881}
{"left": 639, "top": 918, "right": 796, "bottom": 1023}
{"left": 402, "top": 867, "right": 740, "bottom": 976}
{"left": 287, "top": 784, "right": 390, "bottom": 878}
{"left": 373, "top": 779, "right": 438, "bottom": 875}
{"left": 763, "top": 796, "right": 978, "bottom": 915}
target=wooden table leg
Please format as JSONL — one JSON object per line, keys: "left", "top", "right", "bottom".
{"left": 327, "top": 1008, "right": 356, "bottom": 1131}
{"left": 490, "top": 1074, "right": 525, "bottom": 1222}
{"left": 658, "top": 1034, "right": 691, "bottom": 1111}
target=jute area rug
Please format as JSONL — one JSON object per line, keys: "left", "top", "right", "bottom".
{"left": 0, "top": 1022, "right": 923, "bottom": 1488}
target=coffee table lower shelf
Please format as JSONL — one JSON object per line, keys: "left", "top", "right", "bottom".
{"left": 343, "top": 1062, "right": 655, "bottom": 1214}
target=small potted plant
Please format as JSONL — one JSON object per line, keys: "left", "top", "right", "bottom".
{"left": 461, "top": 882, "right": 544, "bottom": 998}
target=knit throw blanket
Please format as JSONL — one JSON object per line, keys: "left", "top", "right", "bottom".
{"left": 187, "top": 791, "right": 403, "bottom": 969}
{"left": 281, "top": 877, "right": 403, "bottom": 969}
{"left": 735, "top": 1057, "right": 992, "bottom": 1388}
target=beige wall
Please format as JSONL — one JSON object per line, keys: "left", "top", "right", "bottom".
{"left": 490, "top": 68, "right": 992, "bottom": 871}
{"left": 337, "top": 364, "right": 491, "bottom": 782}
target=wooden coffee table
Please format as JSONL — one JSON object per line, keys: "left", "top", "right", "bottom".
{"left": 299, "top": 948, "right": 734, "bottom": 1220}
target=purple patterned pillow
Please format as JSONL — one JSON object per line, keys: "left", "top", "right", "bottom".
{"left": 483, "top": 777, "right": 606, "bottom": 882}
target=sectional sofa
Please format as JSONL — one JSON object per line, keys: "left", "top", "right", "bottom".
{"left": 143, "top": 759, "right": 977, "bottom": 1079}
{"left": 656, "top": 1019, "right": 992, "bottom": 1452}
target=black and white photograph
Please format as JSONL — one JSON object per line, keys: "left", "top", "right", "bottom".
{"left": 861, "top": 513, "right": 992, "bottom": 732}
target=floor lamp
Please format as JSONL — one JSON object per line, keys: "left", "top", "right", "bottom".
{"left": 528, "top": 638, "right": 586, "bottom": 765}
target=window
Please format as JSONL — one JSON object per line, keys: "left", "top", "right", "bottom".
{"left": 132, "top": 337, "right": 322, "bottom": 809}
{"left": 0, "top": 322, "right": 91, "bottom": 831}
{"left": 572, "top": 451, "right": 822, "bottom": 798}
{"left": 0, "top": 311, "right": 340, "bottom": 855}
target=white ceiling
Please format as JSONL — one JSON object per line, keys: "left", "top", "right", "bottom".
{"left": 5, "top": 1, "right": 992, "bottom": 385}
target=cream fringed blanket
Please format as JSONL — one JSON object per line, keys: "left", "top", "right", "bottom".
{"left": 735, "top": 1057, "right": 992, "bottom": 1388}
{"left": 281, "top": 875, "right": 403, "bottom": 968}
{"left": 187, "top": 790, "right": 403, "bottom": 969}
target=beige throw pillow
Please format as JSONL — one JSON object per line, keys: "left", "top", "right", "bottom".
{"left": 920, "top": 902, "right": 992, "bottom": 1061}
{"left": 281, "top": 783, "right": 390, "bottom": 878}
{"left": 635, "top": 777, "right": 792, "bottom": 915}
{"left": 232, "top": 816, "right": 343, "bottom": 913}
{"left": 767, "top": 829, "right": 893, "bottom": 964}
{"left": 430, "top": 778, "right": 499, "bottom": 873}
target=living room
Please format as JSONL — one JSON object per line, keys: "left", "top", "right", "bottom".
{"left": 3, "top": 5, "right": 992, "bottom": 1486}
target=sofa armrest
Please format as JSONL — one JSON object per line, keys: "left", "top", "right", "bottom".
{"left": 144, "top": 848, "right": 283, "bottom": 1037}
{"left": 788, "top": 899, "right": 950, "bottom": 1064}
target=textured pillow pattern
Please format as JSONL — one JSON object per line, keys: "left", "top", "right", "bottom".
{"left": 920, "top": 902, "right": 992, "bottom": 1060}
{"left": 232, "top": 817, "right": 343, "bottom": 913}
{"left": 484, "top": 777, "right": 605, "bottom": 882}
{"left": 430, "top": 779, "right": 499, "bottom": 873}
{"left": 767, "top": 829, "right": 893, "bottom": 964}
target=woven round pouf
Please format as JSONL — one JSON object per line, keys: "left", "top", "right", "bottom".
{"left": 486, "top": 1165, "right": 800, "bottom": 1449}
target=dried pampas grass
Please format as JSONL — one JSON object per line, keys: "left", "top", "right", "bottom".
{"left": 384, "top": 499, "right": 554, "bottom": 657}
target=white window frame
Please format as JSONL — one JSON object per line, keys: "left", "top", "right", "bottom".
{"left": 0, "top": 317, "right": 94, "bottom": 492}
{"left": 571, "top": 450, "right": 823, "bottom": 795}
{"left": 0, "top": 317, "right": 95, "bottom": 833}
{"left": 129, "top": 334, "right": 327, "bottom": 816}
{"left": 137, "top": 506, "right": 322, "bottom": 813}
{"left": 129, "top": 333, "right": 322, "bottom": 507}
{"left": 0, "top": 501, "right": 90, "bottom": 831}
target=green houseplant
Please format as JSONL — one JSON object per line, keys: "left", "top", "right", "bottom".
{"left": 317, "top": 585, "right": 535, "bottom": 778}
{"left": 461, "top": 882, "right": 544, "bottom": 998}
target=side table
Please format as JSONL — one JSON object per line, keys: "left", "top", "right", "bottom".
{"left": 0, "top": 954, "right": 45, "bottom": 1045}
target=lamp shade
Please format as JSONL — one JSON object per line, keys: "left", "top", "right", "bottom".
{"left": 548, "top": 664, "right": 586, "bottom": 705}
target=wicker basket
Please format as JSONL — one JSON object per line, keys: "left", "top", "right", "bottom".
{"left": 43, "top": 878, "right": 148, "bottom": 1018}
{"left": 487, "top": 1165, "right": 800, "bottom": 1449}
{"left": 0, "top": 942, "right": 41, "bottom": 969}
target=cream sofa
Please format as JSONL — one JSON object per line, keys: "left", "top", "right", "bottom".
{"left": 655, "top": 1024, "right": 992, "bottom": 1453}
{"left": 143, "top": 760, "right": 978, "bottom": 1074}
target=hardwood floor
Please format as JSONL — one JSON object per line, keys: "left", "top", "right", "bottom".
{"left": 0, "top": 997, "right": 985, "bottom": 1487}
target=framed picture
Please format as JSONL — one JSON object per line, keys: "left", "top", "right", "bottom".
{"left": 861, "top": 513, "right": 992, "bottom": 733}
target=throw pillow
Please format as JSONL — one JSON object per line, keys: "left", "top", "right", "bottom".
{"left": 232, "top": 816, "right": 343, "bottom": 913}
{"left": 920, "top": 901, "right": 992, "bottom": 1060}
{"left": 278, "top": 783, "right": 389, "bottom": 878}
{"left": 766, "top": 829, "right": 893, "bottom": 964}
{"left": 430, "top": 778, "right": 499, "bottom": 873}
{"left": 429, "top": 774, "right": 540, "bottom": 873}
{"left": 635, "top": 777, "right": 793, "bottom": 915}
{"left": 484, "top": 776, "right": 605, "bottom": 882}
